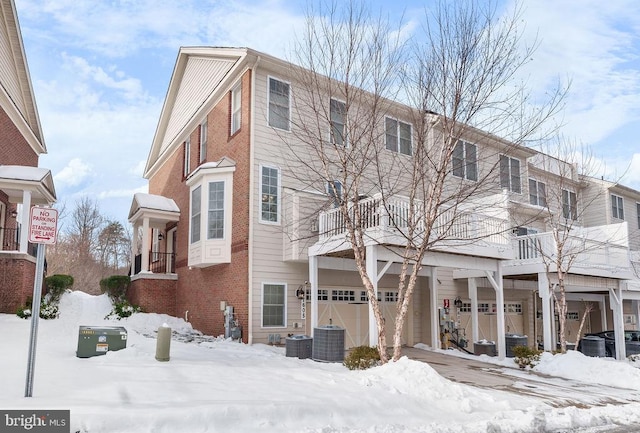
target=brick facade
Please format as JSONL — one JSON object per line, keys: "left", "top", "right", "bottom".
{"left": 146, "top": 70, "right": 252, "bottom": 340}
{"left": 128, "top": 277, "right": 177, "bottom": 317}
{"left": 0, "top": 106, "right": 38, "bottom": 166}
{"left": 0, "top": 255, "right": 36, "bottom": 313}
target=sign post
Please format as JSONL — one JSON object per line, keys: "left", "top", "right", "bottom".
{"left": 24, "top": 206, "right": 58, "bottom": 397}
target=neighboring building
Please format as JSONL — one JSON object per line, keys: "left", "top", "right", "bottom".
{"left": 129, "top": 46, "right": 640, "bottom": 360}
{"left": 0, "top": 0, "right": 56, "bottom": 312}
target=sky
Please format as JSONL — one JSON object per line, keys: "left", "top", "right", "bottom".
{"left": 3, "top": 290, "right": 640, "bottom": 432}
{"left": 12, "top": 0, "right": 640, "bottom": 224}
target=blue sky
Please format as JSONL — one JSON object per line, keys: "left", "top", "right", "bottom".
{"left": 13, "top": 0, "right": 640, "bottom": 223}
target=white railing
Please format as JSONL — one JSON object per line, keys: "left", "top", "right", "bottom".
{"left": 512, "top": 224, "right": 631, "bottom": 270}
{"left": 318, "top": 195, "right": 510, "bottom": 247}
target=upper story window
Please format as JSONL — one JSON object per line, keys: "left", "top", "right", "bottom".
{"left": 199, "top": 120, "right": 207, "bottom": 163}
{"left": 327, "top": 180, "right": 342, "bottom": 207}
{"left": 562, "top": 189, "right": 578, "bottom": 220}
{"left": 529, "top": 179, "right": 547, "bottom": 207}
{"left": 330, "top": 99, "right": 346, "bottom": 146}
{"left": 500, "top": 155, "right": 521, "bottom": 193}
{"left": 260, "top": 165, "right": 280, "bottom": 224}
{"left": 385, "top": 117, "right": 412, "bottom": 155}
{"left": 268, "top": 77, "right": 290, "bottom": 131}
{"left": 183, "top": 137, "right": 191, "bottom": 177}
{"left": 611, "top": 194, "right": 624, "bottom": 220}
{"left": 208, "top": 181, "right": 225, "bottom": 239}
{"left": 452, "top": 140, "right": 478, "bottom": 181}
{"left": 231, "top": 85, "right": 242, "bottom": 135}
{"left": 636, "top": 203, "right": 640, "bottom": 229}
{"left": 190, "top": 186, "right": 201, "bottom": 243}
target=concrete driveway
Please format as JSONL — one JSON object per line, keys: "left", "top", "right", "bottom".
{"left": 402, "top": 347, "right": 640, "bottom": 408}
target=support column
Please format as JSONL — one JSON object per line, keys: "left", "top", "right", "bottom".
{"left": 486, "top": 263, "right": 505, "bottom": 359}
{"left": 20, "top": 190, "right": 32, "bottom": 254}
{"left": 309, "top": 255, "right": 318, "bottom": 337}
{"left": 634, "top": 300, "right": 640, "bottom": 331}
{"left": 538, "top": 273, "right": 553, "bottom": 351}
{"left": 468, "top": 278, "right": 479, "bottom": 344}
{"left": 430, "top": 268, "right": 439, "bottom": 349}
{"left": 130, "top": 222, "right": 139, "bottom": 276}
{"left": 141, "top": 217, "right": 150, "bottom": 273}
{"left": 366, "top": 245, "right": 378, "bottom": 347}
{"left": 610, "top": 284, "right": 626, "bottom": 360}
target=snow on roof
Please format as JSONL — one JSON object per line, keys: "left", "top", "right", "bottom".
{"left": 129, "top": 193, "right": 180, "bottom": 220}
{"left": 0, "top": 165, "right": 50, "bottom": 182}
{"left": 0, "top": 164, "right": 56, "bottom": 202}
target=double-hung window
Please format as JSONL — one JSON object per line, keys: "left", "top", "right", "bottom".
{"left": 208, "top": 181, "right": 225, "bottom": 239}
{"left": 190, "top": 186, "right": 201, "bottom": 243}
{"left": 562, "top": 189, "right": 578, "bottom": 220}
{"left": 452, "top": 140, "right": 478, "bottom": 181}
{"left": 183, "top": 137, "right": 191, "bottom": 177}
{"left": 611, "top": 194, "right": 624, "bottom": 220}
{"left": 327, "top": 180, "right": 342, "bottom": 207}
{"left": 636, "top": 203, "right": 640, "bottom": 229}
{"left": 260, "top": 165, "right": 280, "bottom": 223}
{"left": 529, "top": 179, "right": 547, "bottom": 207}
{"left": 500, "top": 155, "right": 521, "bottom": 193}
{"left": 231, "top": 85, "right": 242, "bottom": 135}
{"left": 330, "top": 99, "right": 346, "bottom": 146}
{"left": 199, "top": 121, "right": 207, "bottom": 163}
{"left": 262, "top": 283, "right": 286, "bottom": 327}
{"left": 268, "top": 77, "right": 290, "bottom": 130}
{"left": 385, "top": 117, "right": 412, "bottom": 155}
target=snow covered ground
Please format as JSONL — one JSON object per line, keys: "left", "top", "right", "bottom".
{"left": 2, "top": 291, "right": 640, "bottom": 433}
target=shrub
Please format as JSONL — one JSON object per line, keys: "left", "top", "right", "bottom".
{"left": 16, "top": 299, "right": 59, "bottom": 320}
{"left": 100, "top": 275, "right": 131, "bottom": 301}
{"left": 16, "top": 305, "right": 31, "bottom": 319}
{"left": 44, "top": 274, "right": 74, "bottom": 302}
{"left": 344, "top": 346, "right": 381, "bottom": 370}
{"left": 105, "top": 300, "right": 141, "bottom": 320}
{"left": 512, "top": 345, "right": 542, "bottom": 369}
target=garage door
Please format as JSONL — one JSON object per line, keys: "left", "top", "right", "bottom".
{"left": 458, "top": 301, "right": 524, "bottom": 342}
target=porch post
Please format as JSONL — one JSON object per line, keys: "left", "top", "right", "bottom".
{"left": 19, "top": 190, "right": 32, "bottom": 254}
{"left": 610, "top": 284, "right": 626, "bottom": 360}
{"left": 309, "top": 255, "right": 318, "bottom": 336}
{"left": 366, "top": 245, "right": 378, "bottom": 347}
{"left": 633, "top": 300, "right": 640, "bottom": 331}
{"left": 430, "top": 267, "right": 439, "bottom": 349}
{"left": 538, "top": 272, "right": 553, "bottom": 351}
{"left": 486, "top": 263, "right": 505, "bottom": 359}
{"left": 468, "top": 278, "right": 479, "bottom": 343}
{"left": 141, "top": 217, "right": 150, "bottom": 272}
{"left": 130, "top": 222, "right": 138, "bottom": 276}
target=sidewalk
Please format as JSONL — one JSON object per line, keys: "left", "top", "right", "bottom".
{"left": 402, "top": 347, "right": 640, "bottom": 408}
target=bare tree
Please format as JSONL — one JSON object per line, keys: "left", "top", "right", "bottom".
{"left": 286, "top": 0, "right": 565, "bottom": 362}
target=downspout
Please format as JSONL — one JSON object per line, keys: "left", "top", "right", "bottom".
{"left": 247, "top": 55, "right": 261, "bottom": 345}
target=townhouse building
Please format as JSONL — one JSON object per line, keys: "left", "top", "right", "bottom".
{"left": 129, "top": 46, "right": 639, "bottom": 360}
{"left": 0, "top": 0, "right": 56, "bottom": 313}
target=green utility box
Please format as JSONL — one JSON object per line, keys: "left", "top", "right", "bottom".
{"left": 76, "top": 326, "right": 128, "bottom": 358}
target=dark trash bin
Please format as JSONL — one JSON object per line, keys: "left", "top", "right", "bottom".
{"left": 505, "top": 333, "right": 528, "bottom": 357}
{"left": 579, "top": 335, "right": 605, "bottom": 357}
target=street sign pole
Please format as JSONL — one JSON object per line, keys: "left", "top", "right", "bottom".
{"left": 24, "top": 206, "right": 57, "bottom": 397}
{"left": 24, "top": 243, "right": 46, "bottom": 397}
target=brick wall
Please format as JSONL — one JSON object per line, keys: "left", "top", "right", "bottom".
{"left": 147, "top": 69, "right": 252, "bottom": 340}
{"left": 0, "top": 256, "right": 36, "bottom": 313}
{"left": 0, "top": 107, "right": 39, "bottom": 166}
{"left": 128, "top": 277, "right": 177, "bottom": 317}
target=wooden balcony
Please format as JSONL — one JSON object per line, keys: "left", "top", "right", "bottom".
{"left": 311, "top": 194, "right": 513, "bottom": 259}
{"left": 504, "top": 222, "right": 634, "bottom": 279}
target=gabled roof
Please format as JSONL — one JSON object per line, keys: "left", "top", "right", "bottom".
{"left": 128, "top": 192, "right": 180, "bottom": 222}
{"left": 0, "top": 0, "right": 46, "bottom": 155}
{"left": 144, "top": 47, "right": 254, "bottom": 179}
{"left": 0, "top": 164, "right": 56, "bottom": 203}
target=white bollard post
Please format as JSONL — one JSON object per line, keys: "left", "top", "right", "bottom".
{"left": 155, "top": 325, "right": 172, "bottom": 362}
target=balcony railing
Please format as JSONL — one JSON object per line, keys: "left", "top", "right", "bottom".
{"left": 1, "top": 227, "right": 19, "bottom": 251}
{"left": 511, "top": 223, "right": 630, "bottom": 271}
{"left": 318, "top": 195, "right": 510, "bottom": 248}
{"left": 133, "top": 252, "right": 176, "bottom": 274}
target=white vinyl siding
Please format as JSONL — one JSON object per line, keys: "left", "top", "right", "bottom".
{"left": 330, "top": 98, "right": 346, "bottom": 146}
{"left": 231, "top": 84, "right": 242, "bottom": 135}
{"left": 268, "top": 77, "right": 290, "bottom": 130}
{"left": 611, "top": 194, "right": 624, "bottom": 220}
{"left": 190, "top": 186, "right": 201, "bottom": 243}
{"left": 529, "top": 179, "right": 547, "bottom": 207}
{"left": 452, "top": 140, "right": 478, "bottom": 181}
{"left": 262, "top": 283, "right": 286, "bottom": 327}
{"left": 385, "top": 117, "right": 412, "bottom": 155}
{"left": 207, "top": 181, "right": 225, "bottom": 239}
{"left": 500, "top": 155, "right": 521, "bottom": 193}
{"left": 260, "top": 165, "right": 280, "bottom": 224}
{"left": 199, "top": 121, "right": 207, "bottom": 163}
{"left": 562, "top": 189, "right": 578, "bottom": 220}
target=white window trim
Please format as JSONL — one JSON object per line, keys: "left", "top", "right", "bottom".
{"left": 611, "top": 194, "right": 624, "bottom": 220}
{"left": 528, "top": 178, "right": 547, "bottom": 207}
{"left": 636, "top": 202, "right": 640, "bottom": 229}
{"left": 189, "top": 185, "right": 201, "bottom": 244}
{"left": 231, "top": 84, "right": 242, "bottom": 135}
{"left": 385, "top": 116, "right": 412, "bottom": 156}
{"left": 453, "top": 140, "right": 478, "bottom": 181}
{"left": 329, "top": 97, "right": 347, "bottom": 147}
{"left": 267, "top": 76, "right": 291, "bottom": 132}
{"left": 500, "top": 154, "right": 521, "bottom": 194}
{"left": 199, "top": 120, "right": 207, "bottom": 163}
{"left": 259, "top": 164, "right": 281, "bottom": 225}
{"left": 207, "top": 180, "right": 226, "bottom": 240}
{"left": 184, "top": 137, "right": 191, "bottom": 176}
{"left": 261, "top": 282, "right": 287, "bottom": 328}
{"left": 562, "top": 188, "right": 578, "bottom": 221}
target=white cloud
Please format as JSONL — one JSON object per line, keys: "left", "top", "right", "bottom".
{"left": 54, "top": 158, "right": 93, "bottom": 188}
{"left": 98, "top": 184, "right": 148, "bottom": 199}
